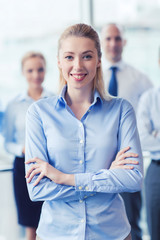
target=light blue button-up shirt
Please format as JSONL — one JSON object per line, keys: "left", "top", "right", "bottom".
{"left": 3, "top": 89, "right": 53, "bottom": 157}
{"left": 25, "top": 86, "right": 143, "bottom": 240}
{"left": 137, "top": 87, "right": 160, "bottom": 160}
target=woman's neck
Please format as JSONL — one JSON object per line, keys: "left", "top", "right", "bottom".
{"left": 66, "top": 85, "right": 93, "bottom": 104}
{"left": 65, "top": 87, "right": 94, "bottom": 120}
{"left": 28, "top": 87, "right": 43, "bottom": 101}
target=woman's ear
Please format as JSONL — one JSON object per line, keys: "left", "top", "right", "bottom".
{"left": 97, "top": 59, "right": 101, "bottom": 68}
{"left": 123, "top": 39, "right": 127, "bottom": 47}
{"left": 57, "top": 56, "right": 61, "bottom": 69}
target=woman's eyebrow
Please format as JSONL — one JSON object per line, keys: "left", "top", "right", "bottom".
{"left": 63, "top": 51, "right": 74, "bottom": 54}
{"left": 82, "top": 50, "right": 94, "bottom": 54}
{"left": 63, "top": 50, "right": 94, "bottom": 55}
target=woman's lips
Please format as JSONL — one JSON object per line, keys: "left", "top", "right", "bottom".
{"left": 71, "top": 74, "right": 87, "bottom": 81}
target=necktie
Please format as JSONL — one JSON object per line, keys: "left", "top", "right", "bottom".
{"left": 108, "top": 66, "right": 118, "bottom": 96}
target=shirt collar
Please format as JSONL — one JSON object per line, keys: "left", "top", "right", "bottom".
{"left": 104, "top": 59, "right": 126, "bottom": 71}
{"left": 92, "top": 90, "right": 103, "bottom": 105}
{"left": 56, "top": 85, "right": 103, "bottom": 109}
{"left": 17, "top": 88, "right": 50, "bottom": 102}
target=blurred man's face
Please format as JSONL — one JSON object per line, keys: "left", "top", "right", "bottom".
{"left": 102, "top": 25, "right": 126, "bottom": 63}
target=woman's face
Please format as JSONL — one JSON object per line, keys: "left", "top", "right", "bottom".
{"left": 22, "top": 57, "right": 46, "bottom": 89}
{"left": 58, "top": 36, "right": 100, "bottom": 92}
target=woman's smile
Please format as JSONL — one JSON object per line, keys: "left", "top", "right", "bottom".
{"left": 71, "top": 73, "right": 87, "bottom": 81}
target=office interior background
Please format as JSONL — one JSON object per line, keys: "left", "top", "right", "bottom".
{"left": 0, "top": 0, "right": 160, "bottom": 239}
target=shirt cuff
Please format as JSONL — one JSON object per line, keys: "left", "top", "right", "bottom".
{"left": 75, "top": 173, "right": 93, "bottom": 192}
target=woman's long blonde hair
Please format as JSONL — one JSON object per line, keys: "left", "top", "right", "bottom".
{"left": 58, "top": 23, "right": 107, "bottom": 99}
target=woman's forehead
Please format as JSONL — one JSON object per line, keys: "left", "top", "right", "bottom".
{"left": 59, "top": 36, "right": 96, "bottom": 52}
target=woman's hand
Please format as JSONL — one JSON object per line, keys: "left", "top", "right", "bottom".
{"left": 110, "top": 146, "right": 139, "bottom": 170}
{"left": 25, "top": 158, "right": 75, "bottom": 186}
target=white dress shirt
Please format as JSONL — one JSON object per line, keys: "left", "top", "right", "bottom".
{"left": 103, "top": 60, "right": 153, "bottom": 112}
{"left": 3, "top": 89, "right": 53, "bottom": 157}
{"left": 137, "top": 87, "right": 160, "bottom": 160}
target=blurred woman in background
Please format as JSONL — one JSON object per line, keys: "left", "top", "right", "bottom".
{"left": 3, "top": 51, "right": 53, "bottom": 240}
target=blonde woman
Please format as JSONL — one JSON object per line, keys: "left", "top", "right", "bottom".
{"left": 25, "top": 24, "right": 143, "bottom": 240}
{"left": 3, "top": 52, "right": 53, "bottom": 240}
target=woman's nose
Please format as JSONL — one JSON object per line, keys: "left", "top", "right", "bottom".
{"left": 73, "top": 58, "right": 83, "bottom": 70}
{"left": 32, "top": 70, "right": 39, "bottom": 78}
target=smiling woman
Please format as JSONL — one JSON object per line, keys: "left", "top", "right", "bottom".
{"left": 58, "top": 36, "right": 101, "bottom": 118}
{"left": 2, "top": 51, "right": 53, "bottom": 240}
{"left": 25, "top": 23, "right": 143, "bottom": 240}
{"left": 21, "top": 53, "right": 46, "bottom": 97}
{"left": 57, "top": 24, "right": 104, "bottom": 98}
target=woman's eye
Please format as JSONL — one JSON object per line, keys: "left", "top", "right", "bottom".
{"left": 27, "top": 69, "right": 33, "bottom": 73}
{"left": 84, "top": 55, "right": 92, "bottom": 60}
{"left": 65, "top": 56, "right": 73, "bottom": 60}
{"left": 38, "top": 68, "right": 44, "bottom": 72}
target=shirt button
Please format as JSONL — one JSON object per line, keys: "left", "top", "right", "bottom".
{"left": 78, "top": 186, "right": 82, "bottom": 190}
{"left": 79, "top": 200, "right": 83, "bottom": 203}
{"left": 85, "top": 186, "right": 89, "bottom": 190}
{"left": 80, "top": 139, "right": 84, "bottom": 144}
{"left": 84, "top": 195, "right": 88, "bottom": 199}
{"left": 81, "top": 219, "right": 85, "bottom": 223}
{"left": 79, "top": 160, "right": 83, "bottom": 164}
{"left": 88, "top": 109, "right": 91, "bottom": 112}
{"left": 79, "top": 123, "right": 83, "bottom": 127}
